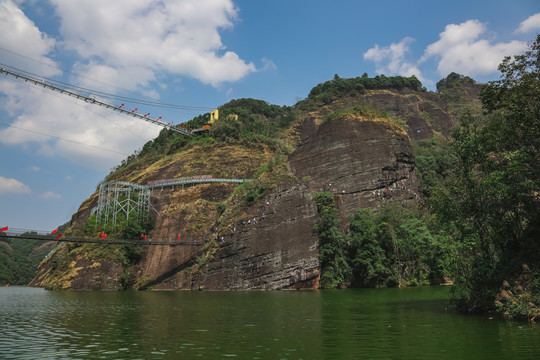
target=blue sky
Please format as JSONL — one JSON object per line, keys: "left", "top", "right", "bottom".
{"left": 0, "top": 0, "right": 539, "bottom": 231}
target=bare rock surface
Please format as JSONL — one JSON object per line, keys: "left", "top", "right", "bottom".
{"left": 290, "top": 116, "right": 419, "bottom": 219}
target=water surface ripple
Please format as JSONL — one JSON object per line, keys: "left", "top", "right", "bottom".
{"left": 1, "top": 286, "right": 539, "bottom": 359}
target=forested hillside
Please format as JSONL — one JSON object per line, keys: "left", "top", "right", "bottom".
{"left": 0, "top": 235, "right": 51, "bottom": 285}
{"left": 27, "top": 35, "right": 540, "bottom": 322}
{"left": 426, "top": 36, "right": 540, "bottom": 321}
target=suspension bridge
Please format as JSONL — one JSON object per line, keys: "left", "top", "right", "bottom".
{"left": 0, "top": 228, "right": 201, "bottom": 246}
{"left": 0, "top": 67, "right": 245, "bottom": 248}
{"left": 1, "top": 176, "right": 250, "bottom": 246}
{"left": 0, "top": 66, "right": 213, "bottom": 135}
{"left": 1, "top": 171, "right": 249, "bottom": 247}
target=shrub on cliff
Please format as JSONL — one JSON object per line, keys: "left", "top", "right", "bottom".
{"left": 298, "top": 74, "right": 424, "bottom": 109}
{"left": 325, "top": 105, "right": 406, "bottom": 134}
{"left": 212, "top": 98, "right": 297, "bottom": 147}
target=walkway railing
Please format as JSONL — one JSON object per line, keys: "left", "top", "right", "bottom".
{"left": 0, "top": 229, "right": 201, "bottom": 246}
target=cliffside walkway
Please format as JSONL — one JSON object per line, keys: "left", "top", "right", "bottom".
{"left": 145, "top": 177, "right": 247, "bottom": 189}
{"left": 100, "top": 177, "right": 248, "bottom": 192}
{"left": 92, "top": 176, "right": 250, "bottom": 229}
{"left": 0, "top": 228, "right": 201, "bottom": 246}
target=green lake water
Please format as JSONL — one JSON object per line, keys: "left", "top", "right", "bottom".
{"left": 1, "top": 286, "right": 539, "bottom": 359}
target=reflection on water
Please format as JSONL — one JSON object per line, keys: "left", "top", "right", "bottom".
{"left": 0, "top": 286, "right": 539, "bottom": 359}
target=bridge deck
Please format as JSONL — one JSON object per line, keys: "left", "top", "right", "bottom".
{"left": 0, "top": 233, "right": 201, "bottom": 246}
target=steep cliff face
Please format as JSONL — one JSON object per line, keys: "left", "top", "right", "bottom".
{"left": 132, "top": 114, "right": 418, "bottom": 291}
{"left": 289, "top": 116, "right": 418, "bottom": 220}
{"left": 149, "top": 184, "right": 321, "bottom": 290}
{"left": 32, "top": 114, "right": 418, "bottom": 291}
{"left": 33, "top": 84, "right": 470, "bottom": 291}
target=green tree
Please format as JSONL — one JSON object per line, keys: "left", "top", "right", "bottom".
{"left": 349, "top": 208, "right": 391, "bottom": 287}
{"left": 313, "top": 192, "right": 350, "bottom": 288}
{"left": 430, "top": 35, "right": 540, "bottom": 316}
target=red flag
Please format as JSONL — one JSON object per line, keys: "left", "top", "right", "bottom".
{"left": 56, "top": 233, "right": 62, "bottom": 240}
{"left": 144, "top": 234, "right": 147, "bottom": 240}
{"left": 99, "top": 231, "right": 104, "bottom": 238}
{"left": 132, "top": 108, "right": 138, "bottom": 113}
{"left": 51, "top": 229, "right": 58, "bottom": 234}
{"left": 0, "top": 226, "right": 7, "bottom": 232}
{"left": 140, "top": 234, "right": 144, "bottom": 239}
{"left": 178, "top": 235, "right": 181, "bottom": 241}
{"left": 119, "top": 104, "right": 124, "bottom": 108}
{"left": 144, "top": 113, "right": 150, "bottom": 117}
{"left": 102, "top": 233, "right": 107, "bottom": 240}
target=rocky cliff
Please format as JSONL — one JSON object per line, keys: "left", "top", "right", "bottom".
{"left": 32, "top": 79, "right": 480, "bottom": 291}
{"left": 290, "top": 114, "right": 418, "bottom": 219}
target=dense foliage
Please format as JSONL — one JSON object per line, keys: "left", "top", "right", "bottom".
{"left": 211, "top": 98, "right": 297, "bottom": 147}
{"left": 84, "top": 203, "right": 153, "bottom": 240}
{"left": 313, "top": 192, "right": 447, "bottom": 289}
{"left": 436, "top": 72, "right": 476, "bottom": 92}
{"left": 412, "top": 136, "right": 453, "bottom": 197}
{"left": 313, "top": 192, "right": 350, "bottom": 288}
{"left": 436, "top": 72, "right": 484, "bottom": 116}
{"left": 428, "top": 35, "right": 540, "bottom": 320}
{"left": 299, "top": 73, "right": 423, "bottom": 109}
{"left": 0, "top": 233, "right": 55, "bottom": 285}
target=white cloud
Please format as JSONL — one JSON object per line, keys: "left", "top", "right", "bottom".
{"left": 0, "top": 79, "right": 161, "bottom": 170}
{"left": 28, "top": 165, "right": 40, "bottom": 172}
{"left": 0, "top": 0, "right": 59, "bottom": 76}
{"left": 41, "top": 191, "right": 61, "bottom": 199}
{"left": 0, "top": 1, "right": 256, "bottom": 173}
{"left": 515, "top": 13, "right": 540, "bottom": 34}
{"left": 50, "top": 0, "right": 256, "bottom": 88}
{"left": 363, "top": 37, "right": 426, "bottom": 82}
{"left": 0, "top": 176, "right": 31, "bottom": 194}
{"left": 421, "top": 20, "right": 527, "bottom": 77}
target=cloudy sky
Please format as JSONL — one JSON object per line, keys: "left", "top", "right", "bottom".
{"left": 0, "top": 0, "right": 539, "bottom": 231}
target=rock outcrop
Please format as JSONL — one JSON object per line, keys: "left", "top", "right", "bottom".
{"left": 33, "top": 84, "right": 473, "bottom": 291}
{"left": 130, "top": 114, "right": 418, "bottom": 290}
{"left": 290, "top": 116, "right": 418, "bottom": 220}
{"left": 163, "top": 185, "right": 321, "bottom": 290}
